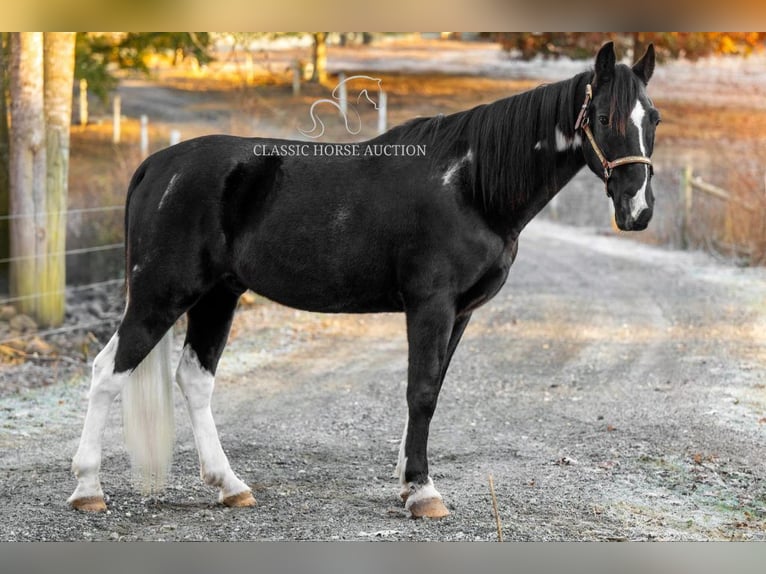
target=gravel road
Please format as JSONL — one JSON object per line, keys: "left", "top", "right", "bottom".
{"left": 1, "top": 219, "right": 764, "bottom": 541}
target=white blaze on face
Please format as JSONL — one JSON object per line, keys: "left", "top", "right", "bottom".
{"left": 629, "top": 100, "right": 650, "bottom": 220}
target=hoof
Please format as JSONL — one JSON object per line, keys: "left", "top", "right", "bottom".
{"left": 408, "top": 497, "right": 449, "bottom": 519}
{"left": 223, "top": 490, "right": 256, "bottom": 508}
{"left": 70, "top": 496, "right": 107, "bottom": 512}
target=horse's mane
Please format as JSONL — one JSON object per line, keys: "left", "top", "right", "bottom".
{"left": 375, "top": 65, "right": 642, "bottom": 214}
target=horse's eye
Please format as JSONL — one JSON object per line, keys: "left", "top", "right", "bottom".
{"left": 598, "top": 115, "right": 609, "bottom": 126}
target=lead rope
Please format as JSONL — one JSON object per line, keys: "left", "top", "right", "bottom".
{"left": 574, "top": 83, "right": 652, "bottom": 196}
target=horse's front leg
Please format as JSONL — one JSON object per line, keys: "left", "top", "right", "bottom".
{"left": 398, "top": 298, "right": 467, "bottom": 518}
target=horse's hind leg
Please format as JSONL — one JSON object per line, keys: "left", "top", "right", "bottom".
{"left": 68, "top": 305, "right": 179, "bottom": 511}
{"left": 175, "top": 281, "right": 255, "bottom": 507}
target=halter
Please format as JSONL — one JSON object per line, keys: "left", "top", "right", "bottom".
{"left": 574, "top": 83, "right": 653, "bottom": 196}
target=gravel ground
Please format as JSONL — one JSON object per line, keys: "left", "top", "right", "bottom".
{"left": 1, "top": 220, "right": 764, "bottom": 541}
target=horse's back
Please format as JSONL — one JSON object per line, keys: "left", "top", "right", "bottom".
{"left": 125, "top": 134, "right": 505, "bottom": 314}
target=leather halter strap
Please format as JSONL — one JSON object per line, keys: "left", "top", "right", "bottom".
{"left": 575, "top": 83, "right": 652, "bottom": 196}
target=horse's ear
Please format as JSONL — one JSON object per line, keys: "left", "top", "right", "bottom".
{"left": 632, "top": 43, "right": 656, "bottom": 85}
{"left": 594, "top": 41, "right": 616, "bottom": 86}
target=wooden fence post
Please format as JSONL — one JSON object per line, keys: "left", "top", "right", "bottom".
{"left": 79, "top": 78, "right": 88, "bottom": 126}
{"left": 338, "top": 72, "right": 347, "bottom": 117}
{"left": 680, "top": 165, "right": 693, "bottom": 249}
{"left": 377, "top": 90, "right": 387, "bottom": 134}
{"left": 244, "top": 52, "right": 254, "bottom": 86}
{"left": 112, "top": 94, "right": 121, "bottom": 144}
{"left": 140, "top": 114, "right": 149, "bottom": 157}
{"left": 292, "top": 60, "right": 301, "bottom": 96}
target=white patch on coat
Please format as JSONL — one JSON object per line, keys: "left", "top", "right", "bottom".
{"left": 554, "top": 127, "right": 582, "bottom": 152}
{"left": 158, "top": 173, "right": 180, "bottom": 210}
{"left": 441, "top": 149, "right": 473, "bottom": 186}
{"left": 176, "top": 345, "right": 250, "bottom": 501}
{"left": 629, "top": 100, "right": 650, "bottom": 220}
{"left": 332, "top": 206, "right": 351, "bottom": 231}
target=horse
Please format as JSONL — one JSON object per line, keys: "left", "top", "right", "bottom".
{"left": 68, "top": 42, "right": 659, "bottom": 519}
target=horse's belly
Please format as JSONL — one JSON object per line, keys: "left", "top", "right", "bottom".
{"left": 239, "top": 246, "right": 402, "bottom": 314}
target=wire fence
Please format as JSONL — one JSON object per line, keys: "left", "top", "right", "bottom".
{"left": 0, "top": 205, "right": 127, "bottom": 352}
{"left": 0, "top": 204, "right": 124, "bottom": 222}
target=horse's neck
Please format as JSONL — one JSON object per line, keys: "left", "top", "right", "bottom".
{"left": 480, "top": 73, "right": 591, "bottom": 241}
{"left": 505, "top": 152, "right": 587, "bottom": 240}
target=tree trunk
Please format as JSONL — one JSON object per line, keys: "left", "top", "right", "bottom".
{"left": 0, "top": 34, "right": 11, "bottom": 279}
{"left": 311, "top": 32, "right": 328, "bottom": 83}
{"left": 632, "top": 32, "right": 645, "bottom": 62}
{"left": 9, "top": 33, "right": 46, "bottom": 318}
{"left": 39, "top": 32, "right": 75, "bottom": 326}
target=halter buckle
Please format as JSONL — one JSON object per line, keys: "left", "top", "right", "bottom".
{"left": 574, "top": 83, "right": 592, "bottom": 131}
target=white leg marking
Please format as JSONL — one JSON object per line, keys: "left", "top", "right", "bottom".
{"left": 158, "top": 173, "right": 179, "bottom": 210}
{"left": 176, "top": 344, "right": 250, "bottom": 501}
{"left": 629, "top": 100, "right": 650, "bottom": 220}
{"left": 395, "top": 417, "right": 408, "bottom": 497}
{"left": 441, "top": 149, "right": 473, "bottom": 186}
{"left": 404, "top": 477, "right": 444, "bottom": 512}
{"left": 69, "top": 334, "right": 129, "bottom": 503}
{"left": 394, "top": 416, "right": 443, "bottom": 507}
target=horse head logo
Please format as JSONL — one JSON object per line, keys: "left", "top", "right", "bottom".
{"left": 299, "top": 75, "right": 384, "bottom": 139}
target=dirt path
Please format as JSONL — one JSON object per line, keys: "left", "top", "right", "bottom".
{"left": 1, "top": 220, "right": 763, "bottom": 541}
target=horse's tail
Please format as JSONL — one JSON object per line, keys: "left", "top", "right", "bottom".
{"left": 121, "top": 329, "right": 175, "bottom": 493}
{"left": 120, "top": 160, "right": 176, "bottom": 493}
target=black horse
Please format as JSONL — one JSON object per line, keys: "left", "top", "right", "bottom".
{"left": 69, "top": 42, "right": 659, "bottom": 518}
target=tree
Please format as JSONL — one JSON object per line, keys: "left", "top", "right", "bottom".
{"left": 75, "top": 32, "right": 214, "bottom": 103}
{"left": 40, "top": 33, "right": 75, "bottom": 326}
{"left": 0, "top": 34, "right": 10, "bottom": 273}
{"left": 8, "top": 33, "right": 46, "bottom": 319}
{"left": 492, "top": 32, "right": 766, "bottom": 61}
{"left": 74, "top": 32, "right": 215, "bottom": 123}
{"left": 311, "top": 33, "right": 328, "bottom": 83}
{"left": 8, "top": 33, "right": 75, "bottom": 327}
